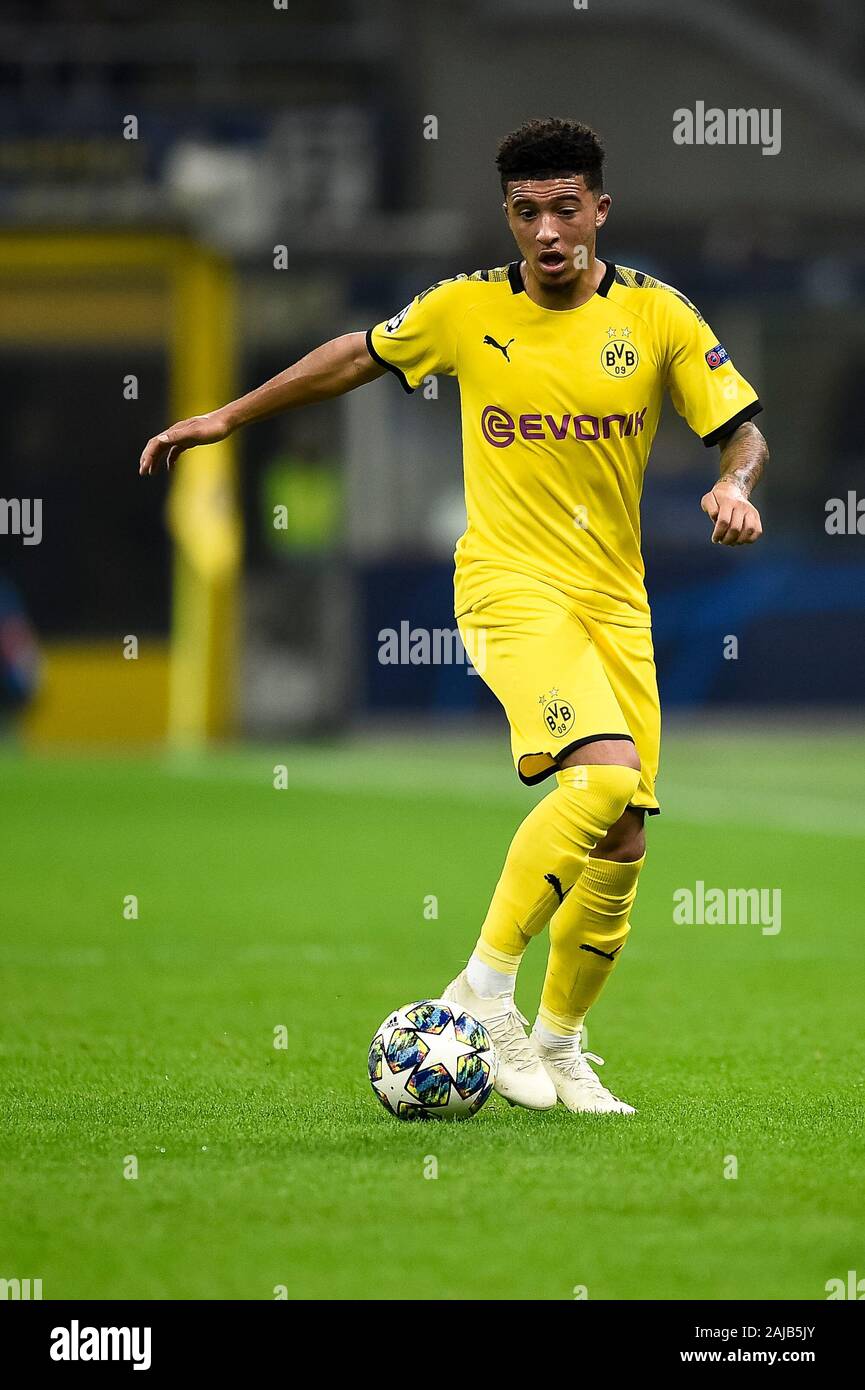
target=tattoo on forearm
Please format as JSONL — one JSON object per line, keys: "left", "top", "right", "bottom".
{"left": 717, "top": 423, "right": 768, "bottom": 498}
{"left": 722, "top": 456, "right": 763, "bottom": 496}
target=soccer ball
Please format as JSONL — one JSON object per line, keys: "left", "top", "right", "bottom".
{"left": 368, "top": 999, "right": 497, "bottom": 1120}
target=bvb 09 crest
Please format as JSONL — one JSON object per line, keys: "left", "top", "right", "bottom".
{"left": 542, "top": 691, "right": 575, "bottom": 738}
{"left": 601, "top": 328, "right": 640, "bottom": 378}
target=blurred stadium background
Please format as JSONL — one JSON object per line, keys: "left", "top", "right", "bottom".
{"left": 2, "top": 0, "right": 865, "bottom": 747}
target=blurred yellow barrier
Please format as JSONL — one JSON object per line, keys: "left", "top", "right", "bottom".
{"left": 20, "top": 641, "right": 169, "bottom": 745}
{"left": 0, "top": 232, "right": 241, "bottom": 748}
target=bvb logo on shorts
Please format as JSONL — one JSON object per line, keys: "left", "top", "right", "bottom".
{"left": 541, "top": 689, "right": 575, "bottom": 739}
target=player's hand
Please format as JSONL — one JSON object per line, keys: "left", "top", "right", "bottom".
{"left": 139, "top": 409, "right": 232, "bottom": 476}
{"left": 700, "top": 481, "right": 763, "bottom": 545}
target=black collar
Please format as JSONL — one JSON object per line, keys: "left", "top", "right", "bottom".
{"left": 507, "top": 260, "right": 524, "bottom": 294}
{"left": 597, "top": 259, "right": 616, "bottom": 297}
{"left": 507, "top": 258, "right": 617, "bottom": 298}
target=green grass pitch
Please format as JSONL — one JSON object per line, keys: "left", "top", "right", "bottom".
{"left": 0, "top": 730, "right": 863, "bottom": 1301}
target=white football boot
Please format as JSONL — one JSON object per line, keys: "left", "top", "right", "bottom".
{"left": 442, "top": 971, "right": 557, "bottom": 1111}
{"left": 533, "top": 1031, "right": 636, "bottom": 1115}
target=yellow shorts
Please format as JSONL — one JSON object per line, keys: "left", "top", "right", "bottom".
{"left": 457, "top": 576, "right": 661, "bottom": 814}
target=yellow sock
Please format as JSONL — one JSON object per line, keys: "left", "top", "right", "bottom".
{"left": 538, "top": 852, "right": 645, "bottom": 1035}
{"left": 473, "top": 763, "right": 640, "bottom": 972}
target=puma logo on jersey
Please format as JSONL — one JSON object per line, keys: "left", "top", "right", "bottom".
{"left": 483, "top": 334, "right": 515, "bottom": 361}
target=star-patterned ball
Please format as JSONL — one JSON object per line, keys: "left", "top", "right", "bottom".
{"left": 368, "top": 1000, "right": 497, "bottom": 1120}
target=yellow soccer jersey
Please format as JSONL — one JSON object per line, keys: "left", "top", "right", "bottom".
{"left": 367, "top": 261, "right": 762, "bottom": 627}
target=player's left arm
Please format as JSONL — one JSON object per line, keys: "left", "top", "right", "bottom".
{"left": 661, "top": 286, "right": 767, "bottom": 548}
{"left": 701, "top": 420, "right": 768, "bottom": 546}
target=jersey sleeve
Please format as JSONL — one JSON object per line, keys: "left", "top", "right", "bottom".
{"left": 366, "top": 276, "right": 467, "bottom": 393}
{"left": 662, "top": 289, "right": 762, "bottom": 446}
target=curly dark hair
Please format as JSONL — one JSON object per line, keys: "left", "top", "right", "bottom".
{"left": 496, "top": 118, "right": 605, "bottom": 195}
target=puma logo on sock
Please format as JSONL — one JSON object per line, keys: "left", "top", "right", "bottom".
{"left": 579, "top": 943, "right": 623, "bottom": 962}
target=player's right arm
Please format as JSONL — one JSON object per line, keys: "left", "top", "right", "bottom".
{"left": 139, "top": 331, "right": 384, "bottom": 475}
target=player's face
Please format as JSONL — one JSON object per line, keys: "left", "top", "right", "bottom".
{"left": 503, "top": 176, "right": 611, "bottom": 285}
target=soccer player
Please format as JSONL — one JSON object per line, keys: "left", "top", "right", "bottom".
{"left": 140, "top": 118, "right": 767, "bottom": 1115}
